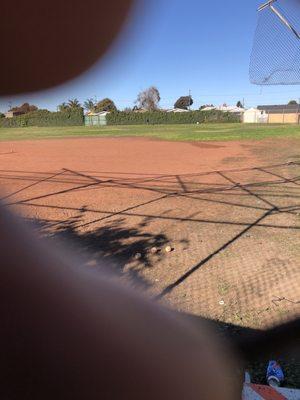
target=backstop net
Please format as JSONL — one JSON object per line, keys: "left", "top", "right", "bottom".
{"left": 250, "top": 0, "right": 300, "bottom": 85}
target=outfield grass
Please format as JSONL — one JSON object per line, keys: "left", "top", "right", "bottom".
{"left": 0, "top": 123, "right": 300, "bottom": 142}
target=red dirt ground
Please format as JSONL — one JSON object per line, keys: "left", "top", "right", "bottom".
{"left": 0, "top": 136, "right": 299, "bottom": 332}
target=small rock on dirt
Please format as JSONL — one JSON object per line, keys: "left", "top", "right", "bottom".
{"left": 150, "top": 247, "right": 159, "bottom": 254}
{"left": 134, "top": 253, "right": 142, "bottom": 260}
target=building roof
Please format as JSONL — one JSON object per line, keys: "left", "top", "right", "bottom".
{"left": 244, "top": 107, "right": 259, "bottom": 112}
{"left": 86, "top": 111, "right": 110, "bottom": 116}
{"left": 4, "top": 110, "right": 24, "bottom": 118}
{"left": 166, "top": 108, "right": 190, "bottom": 113}
{"left": 201, "top": 105, "right": 245, "bottom": 113}
{"left": 201, "top": 106, "right": 215, "bottom": 111}
{"left": 244, "top": 107, "right": 266, "bottom": 113}
{"left": 220, "top": 105, "right": 245, "bottom": 113}
{"left": 257, "top": 104, "right": 299, "bottom": 114}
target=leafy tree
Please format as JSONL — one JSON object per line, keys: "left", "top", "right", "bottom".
{"left": 95, "top": 98, "right": 117, "bottom": 112}
{"left": 83, "top": 98, "right": 96, "bottom": 113}
{"left": 123, "top": 107, "right": 133, "bottom": 112}
{"left": 136, "top": 86, "right": 161, "bottom": 111}
{"left": 174, "top": 96, "right": 193, "bottom": 110}
{"left": 67, "top": 98, "right": 81, "bottom": 109}
{"left": 288, "top": 100, "right": 298, "bottom": 105}
{"left": 236, "top": 100, "right": 243, "bottom": 108}
{"left": 58, "top": 102, "right": 69, "bottom": 112}
{"left": 0, "top": 113, "right": 4, "bottom": 118}
{"left": 10, "top": 102, "right": 38, "bottom": 114}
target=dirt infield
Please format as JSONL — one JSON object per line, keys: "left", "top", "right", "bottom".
{"left": 0, "top": 136, "right": 299, "bottom": 332}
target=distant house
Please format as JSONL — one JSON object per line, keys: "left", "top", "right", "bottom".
{"left": 243, "top": 108, "right": 268, "bottom": 124}
{"left": 257, "top": 104, "right": 300, "bottom": 124}
{"left": 200, "top": 106, "right": 215, "bottom": 111}
{"left": 166, "top": 108, "right": 190, "bottom": 113}
{"left": 200, "top": 105, "right": 245, "bottom": 114}
{"left": 5, "top": 110, "right": 25, "bottom": 118}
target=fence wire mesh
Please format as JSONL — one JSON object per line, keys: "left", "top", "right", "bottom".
{"left": 250, "top": 0, "right": 300, "bottom": 85}
{"left": 1, "top": 161, "right": 299, "bottom": 334}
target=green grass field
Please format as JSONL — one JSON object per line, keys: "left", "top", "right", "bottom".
{"left": 0, "top": 123, "right": 300, "bottom": 142}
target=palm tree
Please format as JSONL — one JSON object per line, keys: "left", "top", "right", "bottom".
{"left": 67, "top": 98, "right": 81, "bottom": 109}
{"left": 58, "top": 102, "right": 68, "bottom": 112}
{"left": 83, "top": 98, "right": 96, "bottom": 113}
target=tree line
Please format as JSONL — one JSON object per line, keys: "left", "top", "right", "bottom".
{"left": 3, "top": 86, "right": 300, "bottom": 118}
{"left": 57, "top": 88, "right": 193, "bottom": 113}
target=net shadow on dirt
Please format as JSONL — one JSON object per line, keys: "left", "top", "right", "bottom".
{"left": 2, "top": 161, "right": 300, "bottom": 385}
{"left": 1, "top": 162, "right": 299, "bottom": 208}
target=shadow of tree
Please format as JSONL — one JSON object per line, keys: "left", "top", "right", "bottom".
{"left": 28, "top": 212, "right": 172, "bottom": 291}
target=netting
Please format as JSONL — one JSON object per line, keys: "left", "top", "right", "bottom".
{"left": 250, "top": 0, "right": 300, "bottom": 85}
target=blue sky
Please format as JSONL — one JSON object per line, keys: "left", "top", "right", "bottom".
{"left": 1, "top": 0, "right": 300, "bottom": 112}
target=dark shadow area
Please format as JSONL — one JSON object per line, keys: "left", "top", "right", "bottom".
{"left": 180, "top": 312, "right": 300, "bottom": 388}
{"left": 22, "top": 213, "right": 300, "bottom": 387}
{"left": 27, "top": 211, "right": 172, "bottom": 291}
{"left": 22, "top": 214, "right": 300, "bottom": 387}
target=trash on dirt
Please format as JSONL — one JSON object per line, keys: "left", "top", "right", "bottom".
{"left": 267, "top": 361, "right": 284, "bottom": 387}
{"left": 165, "top": 245, "right": 172, "bottom": 253}
{"left": 219, "top": 300, "right": 225, "bottom": 305}
{"left": 244, "top": 371, "right": 251, "bottom": 384}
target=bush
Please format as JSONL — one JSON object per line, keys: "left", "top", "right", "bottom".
{"left": 0, "top": 109, "right": 84, "bottom": 127}
{"left": 106, "top": 110, "right": 240, "bottom": 125}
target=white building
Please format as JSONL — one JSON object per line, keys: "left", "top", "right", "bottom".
{"left": 201, "top": 105, "right": 245, "bottom": 114}
{"left": 243, "top": 108, "right": 268, "bottom": 123}
{"left": 166, "top": 108, "right": 190, "bottom": 113}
